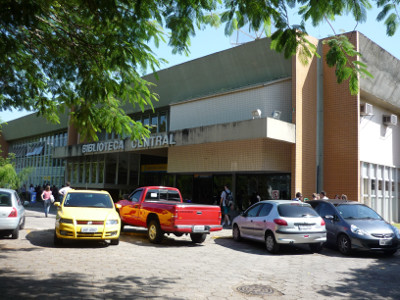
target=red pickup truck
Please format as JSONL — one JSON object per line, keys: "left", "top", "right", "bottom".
{"left": 116, "top": 186, "right": 222, "bottom": 244}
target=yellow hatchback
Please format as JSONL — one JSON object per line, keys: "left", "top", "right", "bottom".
{"left": 54, "top": 190, "right": 121, "bottom": 246}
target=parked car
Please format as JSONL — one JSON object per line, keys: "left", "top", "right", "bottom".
{"left": 117, "top": 186, "right": 222, "bottom": 244}
{"left": 232, "top": 200, "right": 326, "bottom": 254}
{"left": 0, "top": 188, "right": 26, "bottom": 239}
{"left": 53, "top": 190, "right": 121, "bottom": 246}
{"left": 306, "top": 199, "right": 400, "bottom": 255}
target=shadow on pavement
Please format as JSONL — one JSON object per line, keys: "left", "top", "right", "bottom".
{"left": 24, "top": 229, "right": 115, "bottom": 249}
{"left": 315, "top": 254, "right": 400, "bottom": 299}
{"left": 121, "top": 226, "right": 204, "bottom": 248}
{"left": 213, "top": 235, "right": 324, "bottom": 256}
{"left": 0, "top": 269, "right": 183, "bottom": 300}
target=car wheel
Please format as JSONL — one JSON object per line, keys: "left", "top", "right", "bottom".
{"left": 54, "top": 231, "right": 63, "bottom": 246}
{"left": 309, "top": 243, "right": 323, "bottom": 253}
{"left": 384, "top": 249, "right": 397, "bottom": 256}
{"left": 20, "top": 216, "right": 26, "bottom": 230}
{"left": 11, "top": 227, "right": 19, "bottom": 239}
{"left": 232, "top": 224, "right": 241, "bottom": 241}
{"left": 190, "top": 233, "right": 207, "bottom": 243}
{"left": 337, "top": 234, "right": 352, "bottom": 255}
{"left": 265, "top": 232, "right": 280, "bottom": 254}
{"left": 147, "top": 219, "right": 164, "bottom": 244}
{"left": 110, "top": 238, "right": 120, "bottom": 245}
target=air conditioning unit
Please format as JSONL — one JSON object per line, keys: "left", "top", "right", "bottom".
{"left": 383, "top": 114, "right": 398, "bottom": 126}
{"left": 360, "top": 103, "right": 373, "bottom": 116}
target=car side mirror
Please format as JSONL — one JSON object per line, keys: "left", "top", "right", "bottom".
{"left": 54, "top": 202, "right": 60, "bottom": 207}
{"left": 241, "top": 212, "right": 247, "bottom": 217}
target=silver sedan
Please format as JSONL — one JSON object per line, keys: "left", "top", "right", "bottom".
{"left": 0, "top": 188, "right": 26, "bottom": 239}
{"left": 232, "top": 200, "right": 326, "bottom": 253}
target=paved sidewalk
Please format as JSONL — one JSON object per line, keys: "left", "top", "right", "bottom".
{"left": 0, "top": 206, "right": 399, "bottom": 300}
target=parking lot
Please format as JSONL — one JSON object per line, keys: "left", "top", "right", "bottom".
{"left": 1, "top": 204, "right": 399, "bottom": 300}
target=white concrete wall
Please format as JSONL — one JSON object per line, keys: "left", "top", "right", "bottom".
{"left": 359, "top": 102, "right": 400, "bottom": 167}
{"left": 170, "top": 79, "right": 292, "bottom": 131}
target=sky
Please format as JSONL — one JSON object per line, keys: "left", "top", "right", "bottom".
{"left": 1, "top": 5, "right": 399, "bottom": 123}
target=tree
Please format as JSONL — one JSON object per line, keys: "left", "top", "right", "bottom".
{"left": 0, "top": 122, "right": 31, "bottom": 189}
{"left": 1, "top": 1, "right": 398, "bottom": 140}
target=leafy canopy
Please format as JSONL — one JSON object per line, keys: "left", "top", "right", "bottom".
{"left": 0, "top": 1, "right": 398, "bottom": 140}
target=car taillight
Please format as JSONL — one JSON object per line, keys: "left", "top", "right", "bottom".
{"left": 274, "top": 218, "right": 287, "bottom": 226}
{"left": 321, "top": 219, "right": 326, "bottom": 226}
{"left": 8, "top": 207, "right": 17, "bottom": 218}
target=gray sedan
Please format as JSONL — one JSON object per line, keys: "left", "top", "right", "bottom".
{"left": 307, "top": 199, "right": 400, "bottom": 255}
{"left": 0, "top": 188, "right": 26, "bottom": 239}
{"left": 232, "top": 200, "right": 326, "bottom": 254}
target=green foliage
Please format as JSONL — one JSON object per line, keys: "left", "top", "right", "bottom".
{"left": 324, "top": 35, "right": 373, "bottom": 95}
{"left": 0, "top": 0, "right": 217, "bottom": 141}
{"left": 0, "top": 0, "right": 399, "bottom": 138}
{"left": 0, "top": 151, "right": 32, "bottom": 189}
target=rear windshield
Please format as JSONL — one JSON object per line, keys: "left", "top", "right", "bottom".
{"left": 0, "top": 193, "right": 11, "bottom": 207}
{"left": 278, "top": 204, "right": 319, "bottom": 218}
{"left": 145, "top": 189, "right": 181, "bottom": 202}
{"left": 63, "top": 193, "right": 113, "bottom": 208}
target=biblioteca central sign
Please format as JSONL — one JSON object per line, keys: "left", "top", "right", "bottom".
{"left": 81, "top": 133, "right": 176, "bottom": 154}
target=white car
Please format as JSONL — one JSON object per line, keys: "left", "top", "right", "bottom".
{"left": 232, "top": 200, "right": 326, "bottom": 253}
{"left": 0, "top": 188, "right": 26, "bottom": 239}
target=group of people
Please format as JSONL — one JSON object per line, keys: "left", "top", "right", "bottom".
{"left": 294, "top": 191, "right": 348, "bottom": 201}
{"left": 19, "top": 182, "right": 72, "bottom": 217}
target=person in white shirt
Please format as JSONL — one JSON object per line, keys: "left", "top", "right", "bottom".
{"left": 320, "top": 191, "right": 328, "bottom": 200}
{"left": 58, "top": 182, "right": 72, "bottom": 201}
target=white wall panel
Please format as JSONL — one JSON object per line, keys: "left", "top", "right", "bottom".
{"left": 359, "top": 102, "right": 400, "bottom": 167}
{"left": 170, "top": 80, "right": 292, "bottom": 130}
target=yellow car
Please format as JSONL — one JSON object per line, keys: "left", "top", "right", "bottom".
{"left": 54, "top": 190, "right": 121, "bottom": 246}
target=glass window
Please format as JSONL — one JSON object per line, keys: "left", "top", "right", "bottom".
{"left": 129, "top": 190, "right": 143, "bottom": 202}
{"left": 314, "top": 203, "right": 336, "bottom": 218}
{"left": 98, "top": 161, "right": 104, "bottom": 183}
{"left": 91, "top": 161, "right": 97, "bottom": 183}
{"left": 278, "top": 204, "right": 319, "bottom": 217}
{"left": 150, "top": 115, "right": 158, "bottom": 133}
{"left": 258, "top": 203, "right": 273, "bottom": 217}
{"left": 159, "top": 112, "right": 167, "bottom": 132}
{"left": 245, "top": 203, "right": 262, "bottom": 217}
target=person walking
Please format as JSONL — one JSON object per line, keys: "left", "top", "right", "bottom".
{"left": 41, "top": 185, "right": 53, "bottom": 217}
{"left": 220, "top": 184, "right": 233, "bottom": 227}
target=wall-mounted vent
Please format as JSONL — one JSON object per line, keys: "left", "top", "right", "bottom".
{"left": 383, "top": 114, "right": 398, "bottom": 126}
{"left": 360, "top": 103, "right": 373, "bottom": 116}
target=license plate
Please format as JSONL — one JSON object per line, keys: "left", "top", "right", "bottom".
{"left": 193, "top": 225, "right": 205, "bottom": 232}
{"left": 299, "top": 225, "right": 312, "bottom": 231}
{"left": 81, "top": 227, "right": 98, "bottom": 233}
{"left": 379, "top": 238, "right": 392, "bottom": 246}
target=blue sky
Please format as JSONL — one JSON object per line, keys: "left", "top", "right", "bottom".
{"left": 1, "top": 5, "right": 399, "bottom": 123}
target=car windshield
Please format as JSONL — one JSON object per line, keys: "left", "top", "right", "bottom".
{"left": 63, "top": 193, "right": 113, "bottom": 208}
{"left": 0, "top": 193, "right": 11, "bottom": 207}
{"left": 278, "top": 204, "right": 319, "bottom": 218}
{"left": 144, "top": 189, "right": 181, "bottom": 202}
{"left": 336, "top": 204, "right": 382, "bottom": 220}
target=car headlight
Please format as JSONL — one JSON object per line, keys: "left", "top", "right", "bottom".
{"left": 106, "top": 219, "right": 119, "bottom": 225}
{"left": 351, "top": 224, "right": 368, "bottom": 236}
{"left": 60, "top": 218, "right": 74, "bottom": 224}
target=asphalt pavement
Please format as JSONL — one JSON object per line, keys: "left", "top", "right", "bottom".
{"left": 0, "top": 202, "right": 399, "bottom": 300}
